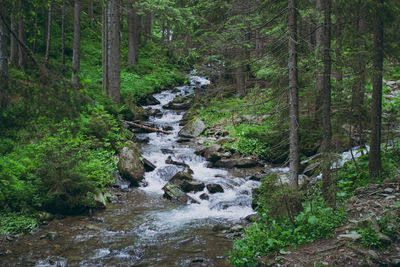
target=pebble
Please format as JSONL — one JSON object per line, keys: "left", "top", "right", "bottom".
{"left": 384, "top": 188, "right": 394, "bottom": 193}
{"left": 337, "top": 232, "right": 361, "bottom": 241}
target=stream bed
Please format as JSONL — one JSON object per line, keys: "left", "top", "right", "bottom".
{"left": 1, "top": 73, "right": 261, "bottom": 267}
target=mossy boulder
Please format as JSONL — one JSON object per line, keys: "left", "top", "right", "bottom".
{"left": 178, "top": 118, "right": 206, "bottom": 138}
{"left": 118, "top": 141, "right": 145, "bottom": 186}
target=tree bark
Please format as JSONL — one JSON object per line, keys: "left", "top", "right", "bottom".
{"left": 88, "top": 1, "right": 94, "bottom": 23}
{"left": 104, "top": 0, "right": 120, "bottom": 104}
{"left": 352, "top": 2, "right": 367, "bottom": 147}
{"left": 45, "top": 0, "right": 52, "bottom": 62}
{"left": 315, "top": 0, "right": 324, "bottom": 125}
{"left": 72, "top": 0, "right": 81, "bottom": 85}
{"left": 144, "top": 11, "right": 152, "bottom": 44}
{"left": 32, "top": 7, "right": 38, "bottom": 53}
{"left": 17, "top": 10, "right": 27, "bottom": 69}
{"left": 102, "top": 1, "right": 108, "bottom": 95}
{"left": 10, "top": 13, "right": 18, "bottom": 66}
{"left": 320, "top": 0, "right": 332, "bottom": 204}
{"left": 127, "top": 0, "right": 138, "bottom": 65}
{"left": 0, "top": 4, "right": 8, "bottom": 107}
{"left": 369, "top": 0, "right": 384, "bottom": 179}
{"left": 288, "top": 0, "right": 299, "bottom": 187}
{"left": 61, "top": 0, "right": 65, "bottom": 65}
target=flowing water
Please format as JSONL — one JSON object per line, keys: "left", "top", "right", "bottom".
{"left": 1, "top": 73, "right": 260, "bottom": 267}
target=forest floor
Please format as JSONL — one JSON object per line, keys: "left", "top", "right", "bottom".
{"left": 263, "top": 179, "right": 400, "bottom": 266}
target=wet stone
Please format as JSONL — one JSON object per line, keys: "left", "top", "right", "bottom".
{"left": 206, "top": 184, "right": 224, "bottom": 194}
{"left": 199, "top": 193, "right": 209, "bottom": 200}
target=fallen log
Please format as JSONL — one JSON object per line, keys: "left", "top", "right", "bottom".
{"left": 122, "top": 120, "right": 171, "bottom": 135}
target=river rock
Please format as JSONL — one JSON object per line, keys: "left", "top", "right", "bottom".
{"left": 138, "top": 95, "right": 161, "bottom": 106}
{"left": 337, "top": 231, "right": 361, "bottom": 241}
{"left": 163, "top": 183, "right": 189, "bottom": 203}
{"left": 163, "top": 172, "right": 205, "bottom": 203}
{"left": 378, "top": 233, "right": 392, "bottom": 245}
{"left": 143, "top": 157, "right": 156, "bottom": 172}
{"left": 213, "top": 158, "right": 260, "bottom": 168}
{"left": 93, "top": 192, "right": 107, "bottom": 209}
{"left": 207, "top": 184, "right": 224, "bottom": 194}
{"left": 199, "top": 145, "right": 226, "bottom": 163}
{"left": 178, "top": 118, "right": 206, "bottom": 138}
{"left": 46, "top": 231, "right": 58, "bottom": 241}
{"left": 118, "top": 141, "right": 145, "bottom": 186}
{"left": 168, "top": 171, "right": 205, "bottom": 193}
{"left": 199, "top": 193, "right": 209, "bottom": 200}
{"left": 245, "top": 213, "right": 257, "bottom": 222}
{"left": 163, "top": 95, "right": 191, "bottom": 110}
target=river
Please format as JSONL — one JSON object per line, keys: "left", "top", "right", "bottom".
{"left": 1, "top": 72, "right": 261, "bottom": 267}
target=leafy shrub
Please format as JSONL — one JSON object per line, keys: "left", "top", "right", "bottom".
{"left": 0, "top": 212, "right": 38, "bottom": 234}
{"left": 255, "top": 173, "right": 303, "bottom": 221}
{"left": 358, "top": 227, "right": 382, "bottom": 249}
{"left": 229, "top": 198, "right": 347, "bottom": 267}
{"left": 337, "top": 147, "right": 399, "bottom": 197}
{"left": 0, "top": 130, "right": 116, "bottom": 215}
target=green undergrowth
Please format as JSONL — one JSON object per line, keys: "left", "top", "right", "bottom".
{"left": 229, "top": 196, "right": 347, "bottom": 267}
{"left": 82, "top": 42, "right": 187, "bottom": 106}
{"left": 196, "top": 95, "right": 316, "bottom": 163}
{"left": 337, "top": 143, "right": 400, "bottom": 198}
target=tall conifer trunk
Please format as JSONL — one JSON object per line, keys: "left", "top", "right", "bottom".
{"left": 0, "top": 4, "right": 8, "bottom": 107}
{"left": 45, "top": 1, "right": 52, "bottom": 62}
{"left": 17, "top": 9, "right": 27, "bottom": 69}
{"left": 288, "top": 0, "right": 299, "bottom": 187}
{"left": 10, "top": 13, "right": 18, "bottom": 66}
{"left": 369, "top": 0, "right": 384, "bottom": 179}
{"left": 61, "top": 0, "right": 65, "bottom": 65}
{"left": 72, "top": 0, "right": 81, "bottom": 85}
{"left": 127, "top": 0, "right": 138, "bottom": 65}
{"left": 320, "top": 0, "right": 332, "bottom": 204}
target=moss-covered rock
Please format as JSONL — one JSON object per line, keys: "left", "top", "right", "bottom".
{"left": 118, "top": 141, "right": 145, "bottom": 186}
{"left": 178, "top": 118, "right": 207, "bottom": 138}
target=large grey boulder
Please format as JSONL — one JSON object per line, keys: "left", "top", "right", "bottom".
{"left": 118, "top": 141, "right": 145, "bottom": 186}
{"left": 178, "top": 118, "right": 206, "bottom": 138}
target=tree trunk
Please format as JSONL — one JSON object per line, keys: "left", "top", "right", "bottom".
{"left": 88, "top": 1, "right": 94, "bottom": 23}
{"left": 127, "top": 0, "right": 138, "bottom": 65}
{"left": 72, "top": 0, "right": 81, "bottom": 85}
{"left": 315, "top": 0, "right": 324, "bottom": 125}
{"left": 369, "top": 0, "right": 384, "bottom": 179}
{"left": 45, "top": 1, "right": 52, "bottom": 62}
{"left": 17, "top": 11, "right": 27, "bottom": 69}
{"left": 61, "top": 0, "right": 65, "bottom": 65}
{"left": 144, "top": 11, "right": 152, "bottom": 44}
{"left": 352, "top": 2, "right": 367, "bottom": 147}
{"left": 320, "top": 0, "right": 332, "bottom": 204}
{"left": 10, "top": 14, "right": 18, "bottom": 66}
{"left": 102, "top": 2, "right": 108, "bottom": 95}
{"left": 288, "top": 0, "right": 299, "bottom": 187}
{"left": 32, "top": 7, "right": 38, "bottom": 53}
{"left": 105, "top": 0, "right": 120, "bottom": 104}
{"left": 0, "top": 4, "right": 8, "bottom": 107}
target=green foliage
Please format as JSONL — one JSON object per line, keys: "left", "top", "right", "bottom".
{"left": 256, "top": 173, "right": 303, "bottom": 221}
{"left": 229, "top": 198, "right": 347, "bottom": 267}
{"left": 337, "top": 145, "right": 400, "bottom": 197}
{"left": 0, "top": 124, "right": 117, "bottom": 215}
{"left": 0, "top": 212, "right": 38, "bottom": 235}
{"left": 357, "top": 227, "right": 382, "bottom": 249}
